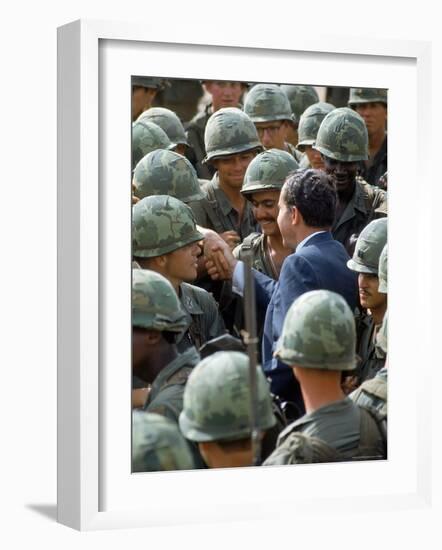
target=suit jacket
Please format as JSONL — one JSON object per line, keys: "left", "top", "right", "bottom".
{"left": 253, "top": 231, "right": 358, "bottom": 414}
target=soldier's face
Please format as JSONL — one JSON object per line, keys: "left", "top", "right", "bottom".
{"left": 250, "top": 190, "right": 281, "bottom": 237}
{"left": 164, "top": 241, "right": 201, "bottom": 284}
{"left": 354, "top": 102, "right": 387, "bottom": 137}
{"left": 131, "top": 86, "right": 157, "bottom": 121}
{"left": 277, "top": 190, "right": 297, "bottom": 249}
{"left": 255, "top": 120, "right": 289, "bottom": 150}
{"left": 358, "top": 273, "right": 387, "bottom": 312}
{"left": 214, "top": 152, "right": 256, "bottom": 189}
{"left": 204, "top": 81, "right": 244, "bottom": 111}
{"left": 322, "top": 156, "right": 359, "bottom": 195}
{"left": 304, "top": 145, "right": 325, "bottom": 170}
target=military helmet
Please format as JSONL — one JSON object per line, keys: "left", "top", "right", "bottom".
{"left": 203, "top": 107, "right": 262, "bottom": 163}
{"left": 137, "top": 107, "right": 189, "bottom": 147}
{"left": 133, "top": 149, "right": 204, "bottom": 203}
{"left": 132, "top": 268, "right": 189, "bottom": 333}
{"left": 296, "top": 102, "right": 335, "bottom": 151}
{"left": 280, "top": 85, "right": 320, "bottom": 123}
{"left": 179, "top": 351, "right": 277, "bottom": 442}
{"left": 275, "top": 289, "right": 356, "bottom": 370}
{"left": 241, "top": 148, "right": 299, "bottom": 197}
{"left": 243, "top": 83, "right": 295, "bottom": 123}
{"left": 313, "top": 107, "right": 369, "bottom": 162}
{"left": 347, "top": 218, "right": 388, "bottom": 274}
{"left": 132, "top": 411, "right": 195, "bottom": 472}
{"left": 376, "top": 311, "right": 388, "bottom": 355}
{"left": 348, "top": 88, "right": 388, "bottom": 106}
{"left": 132, "top": 195, "right": 204, "bottom": 258}
{"left": 132, "top": 76, "right": 168, "bottom": 90}
{"left": 378, "top": 244, "right": 388, "bottom": 293}
{"left": 132, "top": 120, "right": 174, "bottom": 168}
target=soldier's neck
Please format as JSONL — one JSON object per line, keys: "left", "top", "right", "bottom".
{"left": 218, "top": 180, "right": 245, "bottom": 215}
{"left": 370, "top": 301, "right": 387, "bottom": 326}
{"left": 294, "top": 367, "right": 345, "bottom": 414}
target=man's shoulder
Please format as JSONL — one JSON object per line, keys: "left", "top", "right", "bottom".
{"left": 181, "top": 282, "right": 217, "bottom": 307}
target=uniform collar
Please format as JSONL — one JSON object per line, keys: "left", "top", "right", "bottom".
{"left": 179, "top": 283, "right": 205, "bottom": 315}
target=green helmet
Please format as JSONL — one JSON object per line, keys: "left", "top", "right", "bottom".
{"left": 347, "top": 218, "right": 388, "bottom": 274}
{"left": 179, "top": 351, "right": 277, "bottom": 442}
{"left": 133, "top": 149, "right": 204, "bottom": 203}
{"left": 137, "top": 107, "right": 189, "bottom": 146}
{"left": 241, "top": 148, "right": 298, "bottom": 197}
{"left": 296, "top": 102, "right": 335, "bottom": 151}
{"left": 376, "top": 311, "right": 388, "bottom": 355}
{"left": 348, "top": 87, "right": 388, "bottom": 106}
{"left": 132, "top": 411, "right": 195, "bottom": 472}
{"left": 132, "top": 195, "right": 204, "bottom": 258}
{"left": 378, "top": 244, "right": 388, "bottom": 293}
{"left": 275, "top": 290, "right": 356, "bottom": 371}
{"left": 132, "top": 268, "right": 189, "bottom": 333}
{"left": 132, "top": 76, "right": 168, "bottom": 90}
{"left": 280, "top": 85, "right": 319, "bottom": 122}
{"left": 132, "top": 120, "right": 174, "bottom": 168}
{"left": 243, "top": 83, "right": 295, "bottom": 123}
{"left": 313, "top": 107, "right": 369, "bottom": 162}
{"left": 203, "top": 107, "right": 262, "bottom": 163}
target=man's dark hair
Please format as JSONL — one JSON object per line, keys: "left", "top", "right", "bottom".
{"left": 282, "top": 168, "right": 337, "bottom": 228}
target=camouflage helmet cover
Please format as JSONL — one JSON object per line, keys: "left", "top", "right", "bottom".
{"left": 275, "top": 289, "right": 356, "bottom": 370}
{"left": 137, "top": 107, "right": 189, "bottom": 146}
{"left": 348, "top": 87, "right": 388, "bottom": 106}
{"left": 347, "top": 218, "right": 388, "bottom": 274}
{"left": 280, "top": 84, "right": 320, "bottom": 122}
{"left": 132, "top": 120, "right": 174, "bottom": 168}
{"left": 243, "top": 83, "right": 295, "bottom": 123}
{"left": 132, "top": 76, "right": 169, "bottom": 90}
{"left": 132, "top": 268, "right": 189, "bottom": 333}
{"left": 179, "top": 351, "right": 277, "bottom": 442}
{"left": 296, "top": 102, "right": 336, "bottom": 151}
{"left": 132, "top": 411, "right": 195, "bottom": 472}
{"left": 203, "top": 107, "right": 263, "bottom": 163}
{"left": 241, "top": 148, "right": 299, "bottom": 197}
{"left": 133, "top": 149, "right": 204, "bottom": 203}
{"left": 313, "top": 107, "right": 369, "bottom": 162}
{"left": 378, "top": 244, "right": 388, "bottom": 293}
{"left": 132, "top": 195, "right": 204, "bottom": 258}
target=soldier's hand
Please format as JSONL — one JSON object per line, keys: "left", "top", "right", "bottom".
{"left": 205, "top": 242, "right": 236, "bottom": 280}
{"left": 220, "top": 230, "right": 241, "bottom": 250}
{"left": 132, "top": 182, "right": 140, "bottom": 205}
{"left": 341, "top": 375, "right": 359, "bottom": 395}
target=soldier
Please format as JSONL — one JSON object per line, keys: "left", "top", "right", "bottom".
{"left": 313, "top": 107, "right": 387, "bottom": 254}
{"left": 151, "top": 77, "right": 204, "bottom": 124}
{"left": 350, "top": 243, "right": 388, "bottom": 418}
{"left": 189, "top": 107, "right": 263, "bottom": 247}
{"left": 132, "top": 411, "right": 196, "bottom": 472}
{"left": 132, "top": 195, "right": 226, "bottom": 353}
{"left": 347, "top": 218, "right": 388, "bottom": 384}
{"left": 131, "top": 76, "right": 168, "bottom": 121}
{"left": 243, "top": 83, "right": 302, "bottom": 163}
{"left": 348, "top": 88, "right": 388, "bottom": 187}
{"left": 179, "top": 351, "right": 277, "bottom": 468}
{"left": 263, "top": 290, "right": 386, "bottom": 465}
{"left": 186, "top": 80, "right": 247, "bottom": 179}
{"left": 136, "top": 106, "right": 190, "bottom": 157}
{"left": 233, "top": 149, "right": 298, "bottom": 279}
{"left": 132, "top": 119, "right": 174, "bottom": 169}
{"left": 296, "top": 102, "right": 335, "bottom": 170}
{"left": 279, "top": 84, "right": 320, "bottom": 147}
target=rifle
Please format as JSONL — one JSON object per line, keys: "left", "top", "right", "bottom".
{"left": 242, "top": 250, "right": 261, "bottom": 466}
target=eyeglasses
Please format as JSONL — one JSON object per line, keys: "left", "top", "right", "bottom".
{"left": 255, "top": 123, "right": 284, "bottom": 136}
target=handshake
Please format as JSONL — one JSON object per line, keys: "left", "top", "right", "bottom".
{"left": 200, "top": 228, "right": 239, "bottom": 281}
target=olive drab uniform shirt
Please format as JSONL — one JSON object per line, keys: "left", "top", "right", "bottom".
{"left": 176, "top": 282, "right": 226, "bottom": 353}
{"left": 360, "top": 135, "right": 388, "bottom": 188}
{"left": 263, "top": 397, "right": 385, "bottom": 465}
{"left": 233, "top": 233, "right": 281, "bottom": 280}
{"left": 285, "top": 142, "right": 305, "bottom": 165}
{"left": 350, "top": 367, "right": 388, "bottom": 419}
{"left": 355, "top": 313, "right": 386, "bottom": 384}
{"left": 189, "top": 174, "right": 259, "bottom": 241}
{"left": 185, "top": 103, "right": 215, "bottom": 180}
{"left": 332, "top": 176, "right": 387, "bottom": 255}
{"left": 144, "top": 346, "right": 206, "bottom": 468}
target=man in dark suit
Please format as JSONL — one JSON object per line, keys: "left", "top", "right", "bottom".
{"left": 206, "top": 169, "right": 358, "bottom": 419}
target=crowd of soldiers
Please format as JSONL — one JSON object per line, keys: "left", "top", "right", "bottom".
{"left": 130, "top": 77, "right": 388, "bottom": 472}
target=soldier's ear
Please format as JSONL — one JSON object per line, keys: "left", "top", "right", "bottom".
{"left": 291, "top": 205, "right": 301, "bottom": 226}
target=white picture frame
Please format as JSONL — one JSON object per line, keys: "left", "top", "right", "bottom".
{"left": 57, "top": 19, "right": 433, "bottom": 531}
